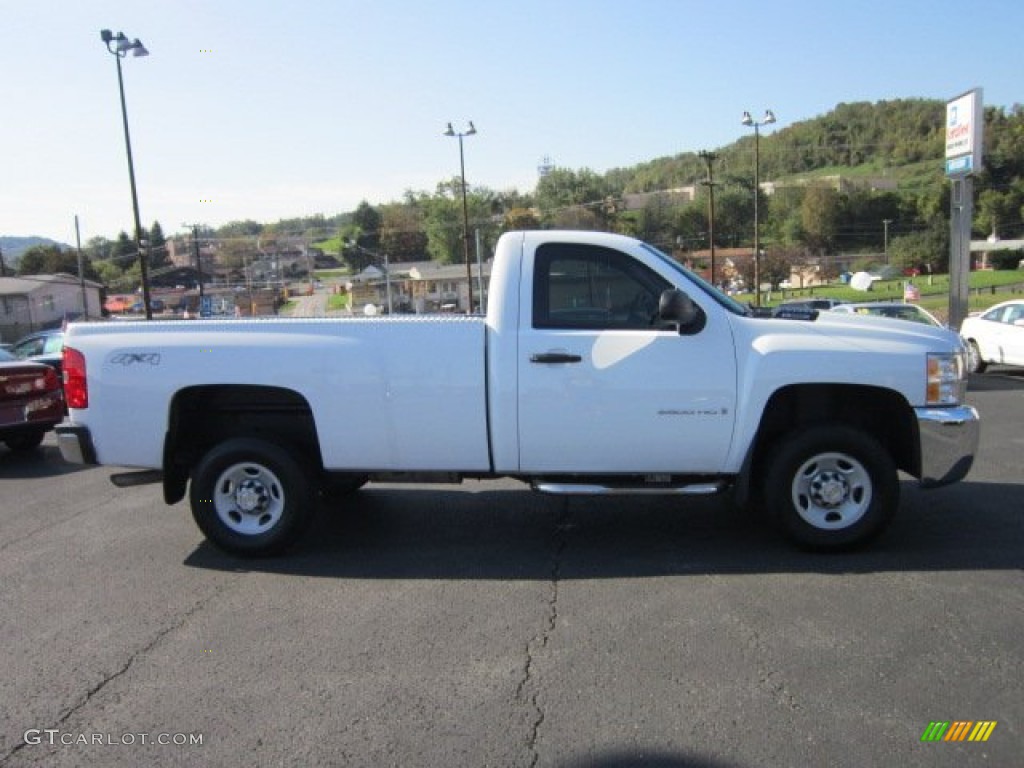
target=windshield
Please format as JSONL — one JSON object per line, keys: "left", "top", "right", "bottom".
{"left": 640, "top": 243, "right": 751, "bottom": 316}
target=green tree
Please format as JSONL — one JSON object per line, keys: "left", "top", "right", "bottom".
{"left": 712, "top": 188, "right": 754, "bottom": 248}
{"left": 635, "top": 194, "right": 675, "bottom": 247}
{"left": 761, "top": 247, "right": 797, "bottom": 289}
{"left": 887, "top": 221, "right": 949, "bottom": 273}
{"left": 801, "top": 186, "right": 841, "bottom": 253}
{"left": 379, "top": 201, "right": 428, "bottom": 263}
{"left": 672, "top": 202, "right": 709, "bottom": 251}
{"left": 352, "top": 201, "right": 382, "bottom": 251}
{"left": 535, "top": 167, "right": 610, "bottom": 227}
{"left": 147, "top": 220, "right": 170, "bottom": 271}
{"left": 16, "top": 244, "right": 101, "bottom": 282}
{"left": 110, "top": 231, "right": 137, "bottom": 270}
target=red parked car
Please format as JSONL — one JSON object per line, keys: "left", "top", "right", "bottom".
{"left": 0, "top": 348, "right": 64, "bottom": 452}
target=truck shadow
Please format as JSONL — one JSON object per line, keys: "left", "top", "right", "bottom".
{"left": 0, "top": 442, "right": 94, "bottom": 479}
{"left": 183, "top": 479, "right": 1024, "bottom": 579}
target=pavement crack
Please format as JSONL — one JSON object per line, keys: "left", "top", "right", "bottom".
{"left": 517, "top": 498, "right": 569, "bottom": 768}
{"left": 0, "top": 492, "right": 121, "bottom": 556}
{"left": 3, "top": 583, "right": 228, "bottom": 764}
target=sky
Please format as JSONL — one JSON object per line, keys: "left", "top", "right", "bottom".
{"left": 2, "top": 0, "right": 1022, "bottom": 246}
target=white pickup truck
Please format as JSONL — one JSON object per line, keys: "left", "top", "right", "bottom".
{"left": 56, "top": 230, "right": 979, "bottom": 556}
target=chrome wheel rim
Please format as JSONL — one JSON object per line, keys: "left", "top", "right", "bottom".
{"left": 791, "top": 451, "right": 872, "bottom": 530}
{"left": 213, "top": 462, "right": 285, "bottom": 535}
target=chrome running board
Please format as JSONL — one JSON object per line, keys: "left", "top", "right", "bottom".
{"left": 533, "top": 481, "right": 725, "bottom": 496}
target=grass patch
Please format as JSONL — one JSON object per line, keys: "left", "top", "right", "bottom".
{"left": 748, "top": 270, "right": 1024, "bottom": 321}
{"left": 327, "top": 293, "right": 351, "bottom": 312}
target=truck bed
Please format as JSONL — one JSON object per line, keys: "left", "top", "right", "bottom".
{"left": 64, "top": 316, "right": 492, "bottom": 472}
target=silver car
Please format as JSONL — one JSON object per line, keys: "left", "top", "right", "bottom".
{"left": 830, "top": 302, "right": 944, "bottom": 327}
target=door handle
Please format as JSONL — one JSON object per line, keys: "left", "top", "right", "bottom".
{"left": 530, "top": 352, "right": 583, "bottom": 364}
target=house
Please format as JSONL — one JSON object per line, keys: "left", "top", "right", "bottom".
{"left": 0, "top": 274, "right": 103, "bottom": 343}
{"left": 404, "top": 261, "right": 492, "bottom": 313}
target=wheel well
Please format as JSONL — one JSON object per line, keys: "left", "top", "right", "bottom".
{"left": 747, "top": 384, "right": 918, "bottom": 489}
{"left": 162, "top": 385, "right": 321, "bottom": 504}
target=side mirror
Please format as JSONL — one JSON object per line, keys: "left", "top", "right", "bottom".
{"left": 658, "top": 289, "right": 705, "bottom": 334}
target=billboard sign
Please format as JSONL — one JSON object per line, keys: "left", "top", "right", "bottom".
{"left": 945, "top": 88, "right": 983, "bottom": 177}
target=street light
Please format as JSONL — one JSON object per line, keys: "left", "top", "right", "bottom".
{"left": 444, "top": 121, "right": 477, "bottom": 314}
{"left": 741, "top": 109, "right": 776, "bottom": 307}
{"left": 101, "top": 28, "right": 153, "bottom": 320}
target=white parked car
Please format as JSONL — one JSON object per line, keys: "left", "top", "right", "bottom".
{"left": 830, "top": 302, "right": 944, "bottom": 328}
{"left": 959, "top": 299, "right": 1024, "bottom": 373}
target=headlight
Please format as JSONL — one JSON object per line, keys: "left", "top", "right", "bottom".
{"left": 926, "top": 351, "right": 967, "bottom": 405}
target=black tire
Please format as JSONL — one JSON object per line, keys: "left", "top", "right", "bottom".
{"left": 4, "top": 431, "right": 46, "bottom": 452}
{"left": 967, "top": 340, "right": 988, "bottom": 374}
{"left": 189, "top": 437, "right": 316, "bottom": 557}
{"left": 762, "top": 425, "right": 898, "bottom": 551}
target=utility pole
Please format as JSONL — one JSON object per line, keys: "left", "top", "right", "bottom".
{"left": 75, "top": 215, "right": 88, "bottom": 318}
{"left": 0, "top": 246, "right": 6, "bottom": 277}
{"left": 882, "top": 218, "right": 892, "bottom": 263}
{"left": 698, "top": 150, "right": 719, "bottom": 287}
{"left": 192, "top": 225, "right": 205, "bottom": 301}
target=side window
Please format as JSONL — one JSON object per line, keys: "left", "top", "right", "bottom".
{"left": 1004, "top": 305, "right": 1024, "bottom": 325}
{"left": 986, "top": 306, "right": 1012, "bottom": 324}
{"left": 14, "top": 337, "right": 44, "bottom": 358}
{"left": 533, "top": 243, "right": 670, "bottom": 330}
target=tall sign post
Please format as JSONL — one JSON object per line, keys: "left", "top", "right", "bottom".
{"left": 945, "top": 88, "right": 983, "bottom": 331}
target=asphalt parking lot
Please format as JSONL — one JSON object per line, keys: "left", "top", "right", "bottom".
{"left": 1, "top": 370, "right": 1021, "bottom": 767}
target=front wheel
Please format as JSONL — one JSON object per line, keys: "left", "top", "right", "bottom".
{"left": 190, "top": 437, "right": 316, "bottom": 557}
{"left": 967, "top": 340, "right": 988, "bottom": 374}
{"left": 762, "top": 425, "right": 898, "bottom": 551}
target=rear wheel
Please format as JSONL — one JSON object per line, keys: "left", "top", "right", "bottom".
{"left": 762, "top": 425, "right": 898, "bottom": 551}
{"left": 190, "top": 437, "right": 315, "bottom": 557}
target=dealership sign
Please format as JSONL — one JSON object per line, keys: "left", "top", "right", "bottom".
{"left": 945, "top": 88, "right": 983, "bottom": 177}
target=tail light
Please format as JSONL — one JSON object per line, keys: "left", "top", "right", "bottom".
{"left": 2, "top": 367, "right": 58, "bottom": 396}
{"left": 63, "top": 346, "right": 88, "bottom": 409}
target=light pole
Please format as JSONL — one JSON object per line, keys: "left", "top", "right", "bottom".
{"left": 444, "top": 121, "right": 477, "bottom": 313}
{"left": 698, "top": 150, "right": 718, "bottom": 287}
{"left": 741, "top": 109, "right": 776, "bottom": 307}
{"left": 101, "top": 29, "right": 153, "bottom": 320}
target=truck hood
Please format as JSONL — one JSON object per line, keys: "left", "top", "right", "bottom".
{"left": 748, "top": 310, "right": 964, "bottom": 355}
{"left": 728, "top": 310, "right": 965, "bottom": 407}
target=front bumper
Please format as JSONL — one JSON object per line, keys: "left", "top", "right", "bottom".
{"left": 914, "top": 405, "right": 980, "bottom": 487}
{"left": 55, "top": 423, "right": 98, "bottom": 465}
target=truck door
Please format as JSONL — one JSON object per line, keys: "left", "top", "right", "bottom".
{"left": 517, "top": 242, "right": 737, "bottom": 474}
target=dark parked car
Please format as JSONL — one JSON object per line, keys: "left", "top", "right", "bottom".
{"left": 9, "top": 329, "right": 64, "bottom": 379}
{"left": 772, "top": 298, "right": 846, "bottom": 318}
{"left": 0, "top": 348, "right": 64, "bottom": 451}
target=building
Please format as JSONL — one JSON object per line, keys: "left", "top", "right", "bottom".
{"left": 346, "top": 260, "right": 493, "bottom": 314}
{"left": 0, "top": 274, "right": 103, "bottom": 342}
{"left": 971, "top": 237, "right": 1024, "bottom": 269}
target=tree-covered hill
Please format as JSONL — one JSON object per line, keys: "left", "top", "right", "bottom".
{"left": 0, "top": 236, "right": 70, "bottom": 273}
{"left": 15, "top": 98, "right": 1024, "bottom": 287}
